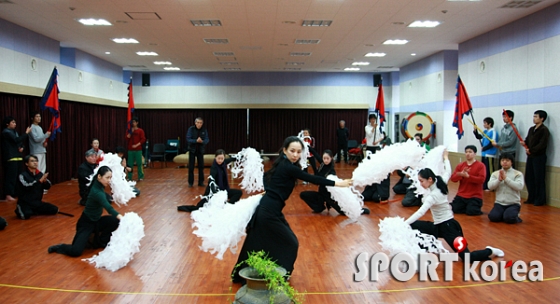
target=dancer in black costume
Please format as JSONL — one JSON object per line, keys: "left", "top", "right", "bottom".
{"left": 232, "top": 136, "right": 351, "bottom": 282}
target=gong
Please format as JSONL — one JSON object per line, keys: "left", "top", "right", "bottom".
{"left": 400, "top": 111, "right": 435, "bottom": 140}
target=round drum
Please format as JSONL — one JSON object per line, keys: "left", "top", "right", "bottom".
{"left": 400, "top": 111, "right": 435, "bottom": 140}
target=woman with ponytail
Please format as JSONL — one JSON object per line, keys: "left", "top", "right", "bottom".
{"left": 405, "top": 150, "right": 504, "bottom": 261}
{"left": 48, "top": 166, "right": 122, "bottom": 257}
{"left": 232, "top": 136, "right": 352, "bottom": 283}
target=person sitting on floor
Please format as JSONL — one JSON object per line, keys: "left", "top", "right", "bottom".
{"left": 487, "top": 153, "right": 524, "bottom": 224}
{"left": 14, "top": 155, "right": 58, "bottom": 220}
{"left": 450, "top": 145, "right": 486, "bottom": 216}
{"left": 178, "top": 149, "right": 242, "bottom": 212}
{"left": 362, "top": 174, "right": 390, "bottom": 203}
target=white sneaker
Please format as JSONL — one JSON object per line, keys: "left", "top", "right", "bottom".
{"left": 486, "top": 246, "right": 504, "bottom": 258}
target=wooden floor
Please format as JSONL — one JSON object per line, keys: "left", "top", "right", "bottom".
{"left": 1, "top": 162, "right": 559, "bottom": 303}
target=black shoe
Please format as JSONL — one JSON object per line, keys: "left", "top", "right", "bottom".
{"left": 361, "top": 208, "right": 370, "bottom": 215}
{"left": 517, "top": 217, "right": 523, "bottom": 223}
{"left": 48, "top": 244, "right": 62, "bottom": 254}
{"left": 189, "top": 183, "right": 193, "bottom": 188}
{"left": 78, "top": 199, "right": 86, "bottom": 206}
{"left": 198, "top": 182, "right": 205, "bottom": 187}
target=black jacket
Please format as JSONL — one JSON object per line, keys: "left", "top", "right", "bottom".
{"left": 78, "top": 161, "right": 97, "bottom": 200}
{"left": 336, "top": 127, "right": 349, "bottom": 144}
{"left": 1, "top": 128, "right": 28, "bottom": 162}
{"left": 17, "top": 169, "right": 51, "bottom": 207}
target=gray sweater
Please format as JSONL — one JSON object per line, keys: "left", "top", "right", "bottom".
{"left": 487, "top": 168, "right": 524, "bottom": 206}
{"left": 497, "top": 123, "right": 518, "bottom": 154}
{"left": 29, "top": 124, "right": 49, "bottom": 154}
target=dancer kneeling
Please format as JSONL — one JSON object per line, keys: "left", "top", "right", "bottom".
{"left": 178, "top": 149, "right": 242, "bottom": 212}
{"left": 300, "top": 148, "right": 369, "bottom": 215}
{"left": 405, "top": 151, "right": 504, "bottom": 261}
{"left": 232, "top": 137, "right": 352, "bottom": 283}
{"left": 48, "top": 166, "right": 122, "bottom": 257}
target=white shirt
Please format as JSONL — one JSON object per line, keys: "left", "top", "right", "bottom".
{"left": 365, "top": 125, "right": 383, "bottom": 147}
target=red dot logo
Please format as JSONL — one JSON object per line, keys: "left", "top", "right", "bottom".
{"left": 453, "top": 237, "right": 468, "bottom": 253}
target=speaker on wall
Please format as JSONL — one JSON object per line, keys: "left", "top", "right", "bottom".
{"left": 142, "top": 73, "right": 151, "bottom": 87}
{"left": 373, "top": 74, "right": 382, "bottom": 87}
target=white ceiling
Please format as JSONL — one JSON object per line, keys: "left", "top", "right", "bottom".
{"left": 0, "top": 0, "right": 557, "bottom": 72}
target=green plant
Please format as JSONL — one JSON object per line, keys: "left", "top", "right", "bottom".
{"left": 233, "top": 250, "right": 303, "bottom": 304}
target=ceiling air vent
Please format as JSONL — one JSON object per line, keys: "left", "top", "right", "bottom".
{"left": 127, "top": 65, "right": 148, "bottom": 68}
{"left": 224, "top": 68, "right": 241, "bottom": 71}
{"left": 125, "top": 12, "right": 161, "bottom": 20}
{"left": 285, "top": 62, "right": 304, "bottom": 66}
{"left": 500, "top": 1, "right": 543, "bottom": 8}
{"left": 213, "top": 52, "right": 235, "bottom": 56}
{"left": 190, "top": 20, "right": 222, "bottom": 26}
{"left": 204, "top": 38, "right": 229, "bottom": 44}
{"left": 295, "top": 39, "right": 320, "bottom": 44}
{"left": 220, "top": 62, "right": 239, "bottom": 65}
{"left": 377, "top": 66, "right": 394, "bottom": 69}
{"left": 290, "top": 52, "right": 312, "bottom": 56}
{"left": 284, "top": 68, "right": 301, "bottom": 71}
{"left": 302, "top": 20, "right": 333, "bottom": 27}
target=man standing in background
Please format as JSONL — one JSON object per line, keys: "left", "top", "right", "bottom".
{"left": 126, "top": 117, "right": 146, "bottom": 181}
{"left": 521, "top": 110, "right": 550, "bottom": 206}
{"left": 336, "top": 120, "right": 349, "bottom": 163}
{"left": 29, "top": 112, "right": 51, "bottom": 174}
{"left": 186, "top": 117, "right": 209, "bottom": 187}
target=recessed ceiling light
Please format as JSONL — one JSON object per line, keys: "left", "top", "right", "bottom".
{"left": 290, "top": 52, "right": 312, "bottom": 56}
{"left": 164, "top": 67, "right": 180, "bottom": 71}
{"left": 383, "top": 39, "right": 408, "bottom": 45}
{"left": 136, "top": 51, "right": 158, "bottom": 56}
{"left": 154, "top": 61, "right": 172, "bottom": 65}
{"left": 365, "top": 52, "right": 386, "bottom": 57}
{"left": 203, "top": 38, "right": 229, "bottom": 44}
{"left": 408, "top": 20, "right": 440, "bottom": 28}
{"left": 224, "top": 68, "right": 241, "bottom": 71}
{"left": 352, "top": 62, "right": 370, "bottom": 66}
{"left": 282, "top": 21, "right": 296, "bottom": 24}
{"left": 392, "top": 22, "right": 405, "bottom": 25}
{"left": 302, "top": 20, "right": 333, "bottom": 27}
{"left": 105, "top": 52, "right": 111, "bottom": 55}
{"left": 112, "top": 38, "right": 139, "bottom": 44}
{"left": 190, "top": 20, "right": 222, "bottom": 26}
{"left": 344, "top": 67, "right": 360, "bottom": 71}
{"left": 411, "top": 53, "right": 417, "bottom": 56}
{"left": 284, "top": 68, "right": 301, "bottom": 71}
{"left": 78, "top": 18, "right": 112, "bottom": 26}
{"left": 213, "top": 52, "right": 235, "bottom": 56}
{"left": 286, "top": 62, "right": 304, "bottom": 66}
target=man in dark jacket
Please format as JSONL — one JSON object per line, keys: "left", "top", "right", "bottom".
{"left": 521, "top": 110, "right": 550, "bottom": 206}
{"left": 186, "top": 117, "right": 209, "bottom": 187}
{"left": 15, "top": 155, "right": 58, "bottom": 219}
{"left": 336, "top": 120, "right": 349, "bottom": 163}
{"left": 77, "top": 149, "right": 98, "bottom": 206}
{"left": 2, "top": 116, "right": 31, "bottom": 201}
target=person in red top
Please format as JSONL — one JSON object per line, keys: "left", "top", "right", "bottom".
{"left": 450, "top": 145, "right": 486, "bottom": 216}
{"left": 126, "top": 117, "right": 146, "bottom": 181}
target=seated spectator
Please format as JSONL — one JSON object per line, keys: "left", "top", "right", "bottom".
{"left": 14, "top": 155, "right": 58, "bottom": 219}
{"left": 487, "top": 154, "right": 524, "bottom": 224}
{"left": 362, "top": 174, "right": 390, "bottom": 203}
{"left": 78, "top": 150, "right": 98, "bottom": 206}
{"left": 450, "top": 145, "right": 486, "bottom": 216}
{"left": 91, "top": 138, "right": 104, "bottom": 163}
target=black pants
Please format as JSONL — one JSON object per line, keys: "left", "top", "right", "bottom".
{"left": 53, "top": 213, "right": 119, "bottom": 257}
{"left": 306, "top": 157, "right": 317, "bottom": 175}
{"left": 15, "top": 202, "right": 58, "bottom": 220}
{"left": 525, "top": 154, "right": 547, "bottom": 206}
{"left": 411, "top": 219, "right": 491, "bottom": 261}
{"left": 366, "top": 146, "right": 381, "bottom": 155}
{"left": 488, "top": 203, "right": 521, "bottom": 224}
{"left": 336, "top": 142, "right": 348, "bottom": 162}
{"left": 481, "top": 157, "right": 495, "bottom": 190}
{"left": 362, "top": 175, "right": 390, "bottom": 202}
{"left": 178, "top": 188, "right": 243, "bottom": 212}
{"left": 402, "top": 187, "right": 423, "bottom": 207}
{"left": 0, "top": 217, "right": 7, "bottom": 230}
{"left": 451, "top": 196, "right": 483, "bottom": 215}
{"left": 393, "top": 182, "right": 410, "bottom": 195}
{"left": 3, "top": 160, "right": 22, "bottom": 197}
{"left": 188, "top": 150, "right": 205, "bottom": 185}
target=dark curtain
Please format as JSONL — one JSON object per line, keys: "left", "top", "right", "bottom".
{"left": 1, "top": 92, "right": 127, "bottom": 196}
{"left": 248, "top": 109, "right": 368, "bottom": 154}
{"left": 134, "top": 109, "right": 247, "bottom": 155}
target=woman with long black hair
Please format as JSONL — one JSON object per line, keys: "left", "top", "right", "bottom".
{"left": 405, "top": 150, "right": 504, "bottom": 261}
{"left": 48, "top": 166, "right": 122, "bottom": 257}
{"left": 232, "top": 136, "right": 351, "bottom": 282}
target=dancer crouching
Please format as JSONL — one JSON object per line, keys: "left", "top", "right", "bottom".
{"left": 405, "top": 150, "right": 504, "bottom": 261}
{"left": 48, "top": 166, "right": 122, "bottom": 256}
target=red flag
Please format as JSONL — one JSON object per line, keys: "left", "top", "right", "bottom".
{"left": 453, "top": 75, "right": 473, "bottom": 139}
{"left": 375, "top": 81, "right": 385, "bottom": 127}
{"left": 40, "top": 67, "right": 61, "bottom": 141}
{"left": 127, "top": 79, "right": 135, "bottom": 134}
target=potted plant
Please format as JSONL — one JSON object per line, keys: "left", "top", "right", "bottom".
{"left": 233, "top": 250, "right": 303, "bottom": 304}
